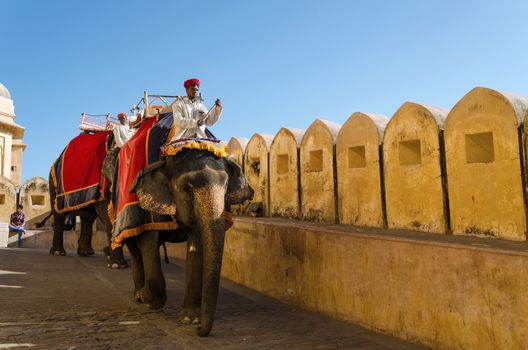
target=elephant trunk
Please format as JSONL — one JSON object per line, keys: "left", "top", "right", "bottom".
{"left": 193, "top": 185, "right": 226, "bottom": 337}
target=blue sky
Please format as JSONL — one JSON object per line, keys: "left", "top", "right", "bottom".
{"left": 2, "top": 0, "right": 528, "bottom": 182}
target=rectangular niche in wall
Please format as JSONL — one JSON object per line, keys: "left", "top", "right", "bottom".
{"left": 465, "top": 132, "right": 494, "bottom": 164}
{"left": 308, "top": 150, "right": 323, "bottom": 172}
{"left": 348, "top": 146, "right": 366, "bottom": 168}
{"left": 0, "top": 194, "right": 5, "bottom": 205}
{"left": 31, "top": 195, "right": 45, "bottom": 206}
{"left": 399, "top": 139, "right": 422, "bottom": 166}
{"left": 276, "top": 154, "right": 289, "bottom": 174}
{"left": 249, "top": 157, "right": 261, "bottom": 174}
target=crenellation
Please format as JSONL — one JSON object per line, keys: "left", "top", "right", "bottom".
{"left": 19, "top": 176, "right": 51, "bottom": 223}
{"left": 270, "top": 127, "right": 305, "bottom": 218}
{"left": 383, "top": 102, "right": 448, "bottom": 234}
{"left": 336, "top": 112, "right": 388, "bottom": 227}
{"left": 300, "top": 119, "right": 340, "bottom": 223}
{"left": 229, "top": 86, "right": 528, "bottom": 241}
{"left": 445, "top": 87, "right": 527, "bottom": 240}
{"left": 244, "top": 133, "right": 273, "bottom": 217}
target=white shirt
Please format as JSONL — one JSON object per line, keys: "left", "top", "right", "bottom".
{"left": 113, "top": 123, "right": 135, "bottom": 148}
{"left": 170, "top": 96, "right": 222, "bottom": 140}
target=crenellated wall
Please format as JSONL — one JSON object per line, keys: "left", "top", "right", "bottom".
{"left": 19, "top": 176, "right": 51, "bottom": 222}
{"left": 230, "top": 86, "right": 528, "bottom": 241}
{"left": 221, "top": 86, "right": 528, "bottom": 348}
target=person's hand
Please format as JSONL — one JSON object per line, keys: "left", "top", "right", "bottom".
{"left": 215, "top": 99, "right": 222, "bottom": 108}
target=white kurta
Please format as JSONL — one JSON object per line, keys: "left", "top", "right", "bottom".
{"left": 170, "top": 96, "right": 222, "bottom": 141}
{"left": 113, "top": 124, "right": 135, "bottom": 148}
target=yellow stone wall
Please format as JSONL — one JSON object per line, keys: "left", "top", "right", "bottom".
{"left": 383, "top": 103, "right": 448, "bottom": 233}
{"left": 336, "top": 112, "right": 388, "bottom": 227}
{"left": 19, "top": 176, "right": 51, "bottom": 222}
{"left": 244, "top": 133, "right": 273, "bottom": 216}
{"left": 229, "top": 87, "right": 528, "bottom": 240}
{"left": 269, "top": 128, "right": 304, "bottom": 218}
{"left": 445, "top": 88, "right": 528, "bottom": 240}
{"left": 221, "top": 217, "right": 528, "bottom": 350}
{"left": 300, "top": 119, "right": 340, "bottom": 223}
{"left": 0, "top": 175, "right": 17, "bottom": 222}
{"left": 227, "top": 137, "right": 249, "bottom": 169}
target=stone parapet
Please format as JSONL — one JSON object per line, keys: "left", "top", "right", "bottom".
{"left": 0, "top": 222, "right": 8, "bottom": 247}
{"left": 221, "top": 217, "right": 528, "bottom": 350}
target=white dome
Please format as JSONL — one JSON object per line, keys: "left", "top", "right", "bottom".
{"left": 0, "top": 82, "right": 11, "bottom": 99}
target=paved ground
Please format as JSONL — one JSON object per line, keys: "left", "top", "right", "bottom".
{"left": 0, "top": 248, "right": 428, "bottom": 350}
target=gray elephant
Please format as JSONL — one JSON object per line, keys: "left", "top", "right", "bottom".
{"left": 46, "top": 147, "right": 128, "bottom": 268}
{"left": 126, "top": 148, "right": 253, "bottom": 337}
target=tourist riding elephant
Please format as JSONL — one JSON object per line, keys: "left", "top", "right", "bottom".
{"left": 47, "top": 147, "right": 128, "bottom": 269}
{"left": 127, "top": 149, "right": 253, "bottom": 337}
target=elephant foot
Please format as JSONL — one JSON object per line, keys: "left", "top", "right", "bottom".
{"left": 140, "top": 289, "right": 166, "bottom": 310}
{"left": 107, "top": 259, "right": 129, "bottom": 269}
{"left": 49, "top": 248, "right": 66, "bottom": 256}
{"left": 178, "top": 308, "right": 201, "bottom": 325}
{"left": 103, "top": 246, "right": 111, "bottom": 259}
{"left": 106, "top": 247, "right": 129, "bottom": 269}
{"left": 77, "top": 247, "right": 95, "bottom": 256}
{"left": 134, "top": 290, "right": 142, "bottom": 303}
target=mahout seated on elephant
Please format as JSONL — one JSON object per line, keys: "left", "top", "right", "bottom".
{"left": 45, "top": 131, "right": 128, "bottom": 268}
{"left": 117, "top": 144, "right": 253, "bottom": 337}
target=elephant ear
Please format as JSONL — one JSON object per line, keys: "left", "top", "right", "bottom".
{"left": 130, "top": 160, "right": 177, "bottom": 215}
{"left": 102, "top": 148, "right": 119, "bottom": 183}
{"left": 224, "top": 157, "right": 254, "bottom": 205}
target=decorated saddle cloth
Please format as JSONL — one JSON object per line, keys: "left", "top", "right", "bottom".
{"left": 110, "top": 113, "right": 177, "bottom": 248}
{"left": 51, "top": 131, "right": 113, "bottom": 213}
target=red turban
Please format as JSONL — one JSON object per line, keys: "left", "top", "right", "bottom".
{"left": 184, "top": 78, "right": 200, "bottom": 88}
{"left": 117, "top": 112, "right": 128, "bottom": 119}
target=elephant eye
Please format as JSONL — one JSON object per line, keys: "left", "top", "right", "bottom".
{"left": 182, "top": 183, "right": 193, "bottom": 193}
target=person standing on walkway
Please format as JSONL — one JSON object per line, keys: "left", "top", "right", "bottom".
{"left": 170, "top": 78, "right": 222, "bottom": 140}
{"left": 9, "top": 204, "right": 26, "bottom": 246}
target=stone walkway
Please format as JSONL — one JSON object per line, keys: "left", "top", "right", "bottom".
{"left": 0, "top": 248, "right": 428, "bottom": 349}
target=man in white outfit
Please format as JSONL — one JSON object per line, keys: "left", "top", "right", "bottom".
{"left": 113, "top": 112, "right": 135, "bottom": 148}
{"left": 170, "top": 78, "right": 222, "bottom": 141}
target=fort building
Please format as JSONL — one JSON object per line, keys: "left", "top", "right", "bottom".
{"left": 0, "top": 81, "right": 26, "bottom": 188}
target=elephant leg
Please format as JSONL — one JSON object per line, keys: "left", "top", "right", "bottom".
{"left": 136, "top": 230, "right": 166, "bottom": 310}
{"left": 50, "top": 211, "right": 66, "bottom": 256}
{"left": 125, "top": 237, "right": 144, "bottom": 303}
{"left": 179, "top": 228, "right": 203, "bottom": 325}
{"left": 95, "top": 203, "right": 128, "bottom": 269}
{"left": 77, "top": 216, "right": 95, "bottom": 256}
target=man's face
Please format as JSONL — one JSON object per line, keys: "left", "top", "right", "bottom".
{"left": 119, "top": 117, "right": 126, "bottom": 125}
{"left": 186, "top": 84, "right": 199, "bottom": 99}
{"left": 16, "top": 207, "right": 22, "bottom": 213}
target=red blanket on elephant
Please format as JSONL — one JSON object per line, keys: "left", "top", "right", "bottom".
{"left": 110, "top": 113, "right": 177, "bottom": 249}
{"left": 51, "top": 131, "right": 113, "bottom": 213}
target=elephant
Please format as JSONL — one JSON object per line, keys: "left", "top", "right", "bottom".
{"left": 47, "top": 148, "right": 128, "bottom": 268}
{"left": 126, "top": 148, "right": 253, "bottom": 337}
